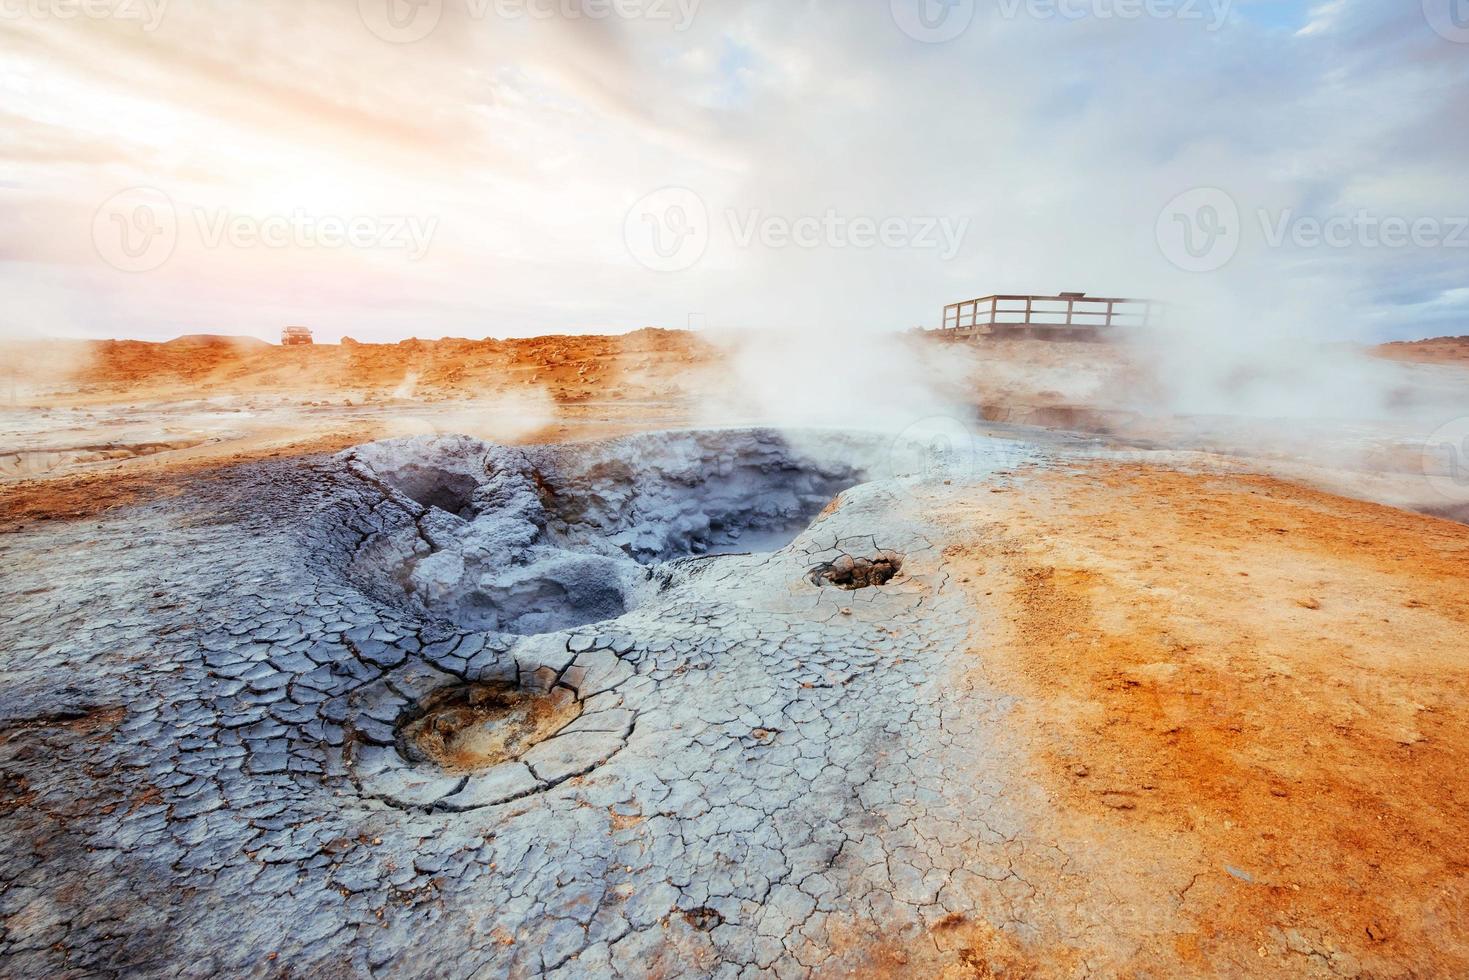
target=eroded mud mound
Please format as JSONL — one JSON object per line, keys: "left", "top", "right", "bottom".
{"left": 340, "top": 430, "right": 876, "bottom": 635}
{"left": 396, "top": 681, "right": 582, "bottom": 772}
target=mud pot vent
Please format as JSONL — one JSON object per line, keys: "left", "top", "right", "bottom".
{"left": 809, "top": 551, "right": 904, "bottom": 590}
{"left": 397, "top": 682, "right": 580, "bottom": 772}
{"left": 343, "top": 430, "right": 878, "bottom": 636}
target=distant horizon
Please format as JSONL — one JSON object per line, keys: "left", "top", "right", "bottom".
{"left": 9, "top": 324, "right": 1465, "bottom": 348}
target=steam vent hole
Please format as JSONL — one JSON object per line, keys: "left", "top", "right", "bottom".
{"left": 345, "top": 430, "right": 875, "bottom": 637}
{"left": 809, "top": 551, "right": 904, "bottom": 590}
{"left": 396, "top": 682, "right": 581, "bottom": 773}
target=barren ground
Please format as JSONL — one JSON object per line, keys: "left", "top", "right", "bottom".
{"left": 1376, "top": 334, "right": 1469, "bottom": 366}
{"left": 0, "top": 330, "right": 712, "bottom": 528}
{"left": 2, "top": 330, "right": 1468, "bottom": 976}
{"left": 6, "top": 330, "right": 1467, "bottom": 527}
{"left": 926, "top": 464, "right": 1469, "bottom": 976}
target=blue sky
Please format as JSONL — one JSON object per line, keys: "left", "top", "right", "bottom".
{"left": 1233, "top": 0, "right": 1313, "bottom": 32}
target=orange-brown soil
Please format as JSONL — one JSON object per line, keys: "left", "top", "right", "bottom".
{"left": 10, "top": 329, "right": 1464, "bottom": 534}
{"left": 0, "top": 427, "right": 375, "bottom": 531}
{"left": 7, "top": 328, "right": 1469, "bottom": 974}
{"left": 1375, "top": 335, "right": 1469, "bottom": 366}
{"left": 918, "top": 464, "right": 1469, "bottom": 976}
{"left": 28, "top": 328, "right": 713, "bottom": 404}
{"left": 0, "top": 329, "right": 715, "bottom": 527}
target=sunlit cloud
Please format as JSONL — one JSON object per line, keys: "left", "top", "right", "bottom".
{"left": 0, "top": 0, "right": 1465, "bottom": 341}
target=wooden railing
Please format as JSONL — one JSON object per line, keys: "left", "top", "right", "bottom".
{"left": 939, "top": 293, "right": 1160, "bottom": 335}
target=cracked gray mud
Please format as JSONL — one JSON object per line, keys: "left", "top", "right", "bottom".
{"left": 0, "top": 426, "right": 1054, "bottom": 978}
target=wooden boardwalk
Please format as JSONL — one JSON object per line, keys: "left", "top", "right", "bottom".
{"left": 938, "top": 292, "right": 1160, "bottom": 339}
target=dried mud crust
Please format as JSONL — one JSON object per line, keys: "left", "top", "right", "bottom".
{"left": 14, "top": 427, "right": 1463, "bottom": 977}
{"left": 0, "top": 427, "right": 1040, "bottom": 978}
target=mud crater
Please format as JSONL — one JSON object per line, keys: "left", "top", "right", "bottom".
{"left": 396, "top": 682, "right": 580, "bottom": 772}
{"left": 385, "top": 464, "right": 480, "bottom": 519}
{"left": 345, "top": 430, "right": 878, "bottom": 636}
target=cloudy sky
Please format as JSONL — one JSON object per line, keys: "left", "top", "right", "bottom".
{"left": 1, "top": 0, "right": 1466, "bottom": 342}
